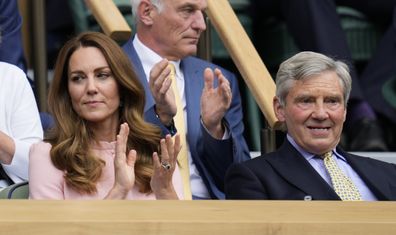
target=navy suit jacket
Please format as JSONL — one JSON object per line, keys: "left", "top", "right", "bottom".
{"left": 225, "top": 140, "right": 396, "bottom": 200}
{"left": 0, "top": 0, "right": 26, "bottom": 72}
{"left": 123, "top": 38, "right": 250, "bottom": 199}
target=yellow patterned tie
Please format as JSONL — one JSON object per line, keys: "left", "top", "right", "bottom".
{"left": 168, "top": 63, "right": 192, "bottom": 200}
{"left": 322, "top": 152, "right": 362, "bottom": 201}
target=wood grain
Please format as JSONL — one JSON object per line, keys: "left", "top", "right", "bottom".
{"left": 0, "top": 200, "right": 395, "bottom": 235}
{"left": 85, "top": 0, "right": 132, "bottom": 41}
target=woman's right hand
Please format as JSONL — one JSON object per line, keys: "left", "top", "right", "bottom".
{"left": 105, "top": 123, "right": 136, "bottom": 199}
{"left": 150, "top": 134, "right": 181, "bottom": 199}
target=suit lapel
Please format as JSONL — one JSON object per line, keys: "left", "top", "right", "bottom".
{"left": 267, "top": 141, "right": 340, "bottom": 200}
{"left": 342, "top": 150, "right": 393, "bottom": 200}
{"left": 122, "top": 38, "right": 155, "bottom": 112}
{"left": 180, "top": 58, "right": 202, "bottom": 145}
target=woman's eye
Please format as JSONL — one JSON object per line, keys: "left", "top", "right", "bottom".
{"left": 97, "top": 72, "right": 110, "bottom": 79}
{"left": 71, "top": 75, "right": 84, "bottom": 82}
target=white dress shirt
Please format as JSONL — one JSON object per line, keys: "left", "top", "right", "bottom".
{"left": 0, "top": 62, "right": 43, "bottom": 188}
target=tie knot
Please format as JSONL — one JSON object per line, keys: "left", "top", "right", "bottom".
{"left": 321, "top": 151, "right": 333, "bottom": 160}
{"left": 168, "top": 63, "right": 176, "bottom": 80}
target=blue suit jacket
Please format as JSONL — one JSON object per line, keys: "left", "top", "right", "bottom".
{"left": 0, "top": 0, "right": 26, "bottom": 72}
{"left": 226, "top": 140, "right": 396, "bottom": 200}
{"left": 123, "top": 38, "right": 250, "bottom": 199}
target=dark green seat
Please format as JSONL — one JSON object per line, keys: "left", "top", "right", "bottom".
{"left": 0, "top": 181, "right": 29, "bottom": 199}
{"left": 68, "top": 0, "right": 134, "bottom": 34}
{"left": 257, "top": 6, "right": 382, "bottom": 69}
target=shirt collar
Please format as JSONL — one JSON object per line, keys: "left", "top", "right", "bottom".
{"left": 133, "top": 35, "right": 181, "bottom": 81}
{"left": 286, "top": 134, "right": 346, "bottom": 162}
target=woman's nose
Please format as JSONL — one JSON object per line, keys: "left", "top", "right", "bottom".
{"left": 86, "top": 77, "right": 98, "bottom": 94}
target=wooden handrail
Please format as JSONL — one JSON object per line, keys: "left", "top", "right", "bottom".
{"left": 207, "top": 0, "right": 280, "bottom": 129}
{"left": 85, "top": 0, "right": 132, "bottom": 41}
{"left": 1, "top": 200, "right": 395, "bottom": 234}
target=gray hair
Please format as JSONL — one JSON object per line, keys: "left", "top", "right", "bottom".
{"left": 275, "top": 51, "right": 352, "bottom": 107}
{"left": 130, "top": 0, "right": 164, "bottom": 21}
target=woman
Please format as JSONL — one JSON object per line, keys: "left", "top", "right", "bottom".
{"left": 29, "top": 32, "right": 183, "bottom": 199}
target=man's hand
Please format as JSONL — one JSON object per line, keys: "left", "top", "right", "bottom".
{"left": 149, "top": 59, "right": 177, "bottom": 126}
{"left": 200, "top": 68, "right": 232, "bottom": 139}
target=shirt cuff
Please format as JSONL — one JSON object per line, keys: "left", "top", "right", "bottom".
{"left": 200, "top": 118, "right": 230, "bottom": 140}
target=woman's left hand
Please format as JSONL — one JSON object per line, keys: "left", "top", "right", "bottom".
{"left": 150, "top": 134, "right": 181, "bottom": 199}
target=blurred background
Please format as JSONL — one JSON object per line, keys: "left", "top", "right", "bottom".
{"left": 14, "top": 0, "right": 395, "bottom": 152}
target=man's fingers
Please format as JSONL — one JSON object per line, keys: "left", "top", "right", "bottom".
{"left": 150, "top": 59, "right": 169, "bottom": 80}
{"left": 203, "top": 68, "right": 214, "bottom": 90}
{"left": 159, "top": 76, "right": 172, "bottom": 94}
{"left": 149, "top": 59, "right": 170, "bottom": 92}
{"left": 214, "top": 68, "right": 223, "bottom": 78}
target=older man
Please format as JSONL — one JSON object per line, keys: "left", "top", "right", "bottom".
{"left": 225, "top": 51, "right": 396, "bottom": 200}
{"left": 123, "top": 0, "right": 250, "bottom": 199}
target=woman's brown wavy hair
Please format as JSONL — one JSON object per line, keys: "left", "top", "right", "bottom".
{"left": 47, "top": 32, "right": 161, "bottom": 194}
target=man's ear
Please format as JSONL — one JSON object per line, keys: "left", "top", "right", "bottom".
{"left": 137, "top": 0, "right": 156, "bottom": 25}
{"left": 273, "top": 96, "right": 286, "bottom": 122}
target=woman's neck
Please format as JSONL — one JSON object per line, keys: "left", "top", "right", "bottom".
{"left": 88, "top": 119, "right": 119, "bottom": 143}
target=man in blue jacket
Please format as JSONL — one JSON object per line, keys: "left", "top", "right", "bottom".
{"left": 123, "top": 0, "right": 250, "bottom": 199}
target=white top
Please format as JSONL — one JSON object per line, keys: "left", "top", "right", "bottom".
{"left": 0, "top": 62, "right": 43, "bottom": 187}
{"left": 133, "top": 35, "right": 211, "bottom": 198}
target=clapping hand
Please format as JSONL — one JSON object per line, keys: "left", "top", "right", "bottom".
{"left": 149, "top": 59, "right": 177, "bottom": 126}
{"left": 150, "top": 134, "right": 181, "bottom": 199}
{"left": 200, "top": 68, "right": 232, "bottom": 139}
{"left": 106, "top": 123, "right": 136, "bottom": 199}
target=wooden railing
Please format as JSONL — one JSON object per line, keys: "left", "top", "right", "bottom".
{"left": 85, "top": 0, "right": 132, "bottom": 41}
{"left": 1, "top": 200, "right": 395, "bottom": 234}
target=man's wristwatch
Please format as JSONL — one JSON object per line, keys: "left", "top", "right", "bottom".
{"left": 164, "top": 119, "right": 177, "bottom": 135}
{"left": 154, "top": 106, "right": 177, "bottom": 135}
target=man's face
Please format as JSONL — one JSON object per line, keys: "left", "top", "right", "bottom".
{"left": 274, "top": 71, "right": 347, "bottom": 155}
{"left": 150, "top": 0, "right": 207, "bottom": 59}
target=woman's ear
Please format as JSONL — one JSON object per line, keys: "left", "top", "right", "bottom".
{"left": 138, "top": 0, "right": 156, "bottom": 25}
